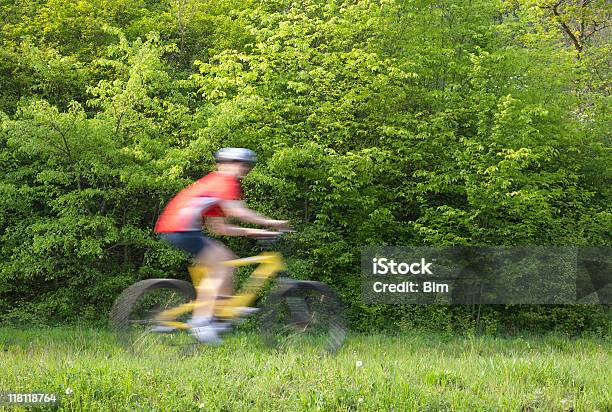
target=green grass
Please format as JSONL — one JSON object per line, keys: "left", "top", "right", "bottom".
{"left": 0, "top": 328, "right": 610, "bottom": 411}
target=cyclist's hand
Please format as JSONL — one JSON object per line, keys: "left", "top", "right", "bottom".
{"left": 266, "top": 220, "right": 292, "bottom": 230}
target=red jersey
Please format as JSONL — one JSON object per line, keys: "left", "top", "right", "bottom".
{"left": 154, "top": 172, "right": 241, "bottom": 233}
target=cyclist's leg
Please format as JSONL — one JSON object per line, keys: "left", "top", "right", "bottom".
{"left": 159, "top": 231, "right": 234, "bottom": 319}
{"left": 192, "top": 239, "right": 237, "bottom": 320}
{"left": 158, "top": 231, "right": 236, "bottom": 344}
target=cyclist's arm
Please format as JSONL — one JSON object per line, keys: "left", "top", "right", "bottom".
{"left": 205, "top": 216, "right": 277, "bottom": 237}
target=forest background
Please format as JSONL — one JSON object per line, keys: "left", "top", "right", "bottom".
{"left": 0, "top": 0, "right": 609, "bottom": 334}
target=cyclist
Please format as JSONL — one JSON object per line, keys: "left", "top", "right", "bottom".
{"left": 153, "top": 148, "right": 290, "bottom": 343}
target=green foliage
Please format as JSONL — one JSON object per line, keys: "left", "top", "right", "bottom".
{"left": 0, "top": 0, "right": 609, "bottom": 332}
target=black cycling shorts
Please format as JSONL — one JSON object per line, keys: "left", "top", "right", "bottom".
{"left": 159, "top": 231, "right": 211, "bottom": 257}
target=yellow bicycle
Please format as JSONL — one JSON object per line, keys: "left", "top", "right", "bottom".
{"left": 109, "top": 233, "right": 347, "bottom": 354}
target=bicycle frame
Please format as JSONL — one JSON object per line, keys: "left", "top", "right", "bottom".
{"left": 154, "top": 252, "right": 285, "bottom": 329}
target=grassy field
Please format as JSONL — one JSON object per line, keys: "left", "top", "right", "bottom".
{"left": 0, "top": 328, "right": 610, "bottom": 411}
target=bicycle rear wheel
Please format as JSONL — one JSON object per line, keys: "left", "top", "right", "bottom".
{"left": 260, "top": 280, "right": 347, "bottom": 354}
{"left": 109, "top": 279, "right": 196, "bottom": 355}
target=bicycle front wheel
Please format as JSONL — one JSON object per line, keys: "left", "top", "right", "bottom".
{"left": 260, "top": 280, "right": 347, "bottom": 354}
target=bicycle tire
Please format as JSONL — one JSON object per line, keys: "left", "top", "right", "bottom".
{"left": 260, "top": 280, "right": 347, "bottom": 354}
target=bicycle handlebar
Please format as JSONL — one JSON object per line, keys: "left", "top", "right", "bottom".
{"left": 255, "top": 229, "right": 295, "bottom": 248}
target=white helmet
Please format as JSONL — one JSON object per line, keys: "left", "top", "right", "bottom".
{"left": 214, "top": 148, "right": 257, "bottom": 164}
